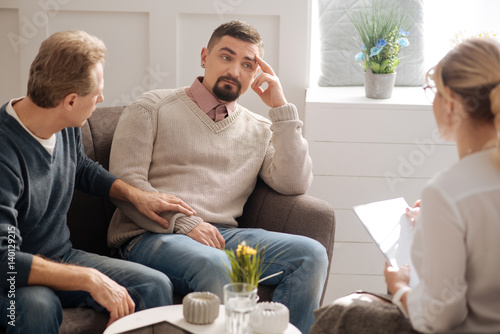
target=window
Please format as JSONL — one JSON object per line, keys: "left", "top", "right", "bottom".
{"left": 309, "top": 0, "right": 500, "bottom": 87}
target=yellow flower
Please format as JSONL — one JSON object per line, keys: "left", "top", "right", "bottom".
{"left": 236, "top": 244, "right": 257, "bottom": 257}
{"left": 223, "top": 241, "right": 267, "bottom": 286}
{"left": 221, "top": 241, "right": 283, "bottom": 286}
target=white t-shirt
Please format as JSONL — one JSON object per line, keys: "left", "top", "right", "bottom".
{"left": 6, "top": 98, "right": 56, "bottom": 155}
{"left": 408, "top": 148, "right": 500, "bottom": 333}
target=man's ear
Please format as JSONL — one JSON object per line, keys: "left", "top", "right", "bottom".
{"left": 62, "top": 93, "right": 78, "bottom": 111}
{"left": 201, "top": 47, "right": 208, "bottom": 66}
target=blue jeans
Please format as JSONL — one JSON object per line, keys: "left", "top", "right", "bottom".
{"left": 121, "top": 227, "right": 328, "bottom": 334}
{"left": 0, "top": 249, "right": 173, "bottom": 334}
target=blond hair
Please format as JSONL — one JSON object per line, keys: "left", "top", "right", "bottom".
{"left": 427, "top": 38, "right": 500, "bottom": 165}
{"left": 27, "top": 30, "right": 106, "bottom": 108}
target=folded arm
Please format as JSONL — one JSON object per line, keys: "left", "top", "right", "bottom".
{"left": 109, "top": 98, "right": 205, "bottom": 235}
{"left": 109, "top": 179, "right": 195, "bottom": 230}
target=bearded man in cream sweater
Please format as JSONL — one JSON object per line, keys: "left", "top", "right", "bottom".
{"left": 107, "top": 20, "right": 328, "bottom": 334}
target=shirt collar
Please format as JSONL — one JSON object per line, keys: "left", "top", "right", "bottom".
{"left": 185, "top": 77, "right": 236, "bottom": 116}
{"left": 6, "top": 97, "right": 56, "bottom": 154}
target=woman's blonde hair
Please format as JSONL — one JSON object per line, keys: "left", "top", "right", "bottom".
{"left": 27, "top": 30, "right": 106, "bottom": 108}
{"left": 426, "top": 38, "right": 500, "bottom": 164}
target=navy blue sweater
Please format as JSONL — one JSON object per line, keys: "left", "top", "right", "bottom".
{"left": 0, "top": 103, "right": 117, "bottom": 288}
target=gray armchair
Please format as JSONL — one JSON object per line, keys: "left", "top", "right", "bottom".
{"left": 51, "top": 106, "right": 335, "bottom": 333}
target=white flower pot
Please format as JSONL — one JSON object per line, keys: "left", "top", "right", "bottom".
{"left": 182, "top": 291, "right": 220, "bottom": 325}
{"left": 250, "top": 302, "right": 289, "bottom": 334}
{"left": 364, "top": 69, "right": 397, "bottom": 99}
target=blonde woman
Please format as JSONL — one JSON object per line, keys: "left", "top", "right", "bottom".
{"left": 311, "top": 38, "right": 500, "bottom": 333}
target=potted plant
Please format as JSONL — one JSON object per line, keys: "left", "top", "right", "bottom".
{"left": 222, "top": 242, "right": 284, "bottom": 334}
{"left": 349, "top": 0, "right": 412, "bottom": 99}
{"left": 223, "top": 241, "right": 282, "bottom": 286}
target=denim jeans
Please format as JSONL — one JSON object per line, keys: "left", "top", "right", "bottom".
{"left": 0, "top": 249, "right": 173, "bottom": 334}
{"left": 121, "top": 226, "right": 328, "bottom": 334}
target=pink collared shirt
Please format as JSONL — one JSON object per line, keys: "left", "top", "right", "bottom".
{"left": 185, "top": 77, "right": 236, "bottom": 122}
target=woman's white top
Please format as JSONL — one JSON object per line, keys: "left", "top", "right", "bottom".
{"left": 408, "top": 148, "right": 500, "bottom": 333}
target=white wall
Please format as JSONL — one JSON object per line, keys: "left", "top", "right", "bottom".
{"left": 0, "top": 0, "right": 311, "bottom": 119}
{"left": 305, "top": 87, "right": 458, "bottom": 302}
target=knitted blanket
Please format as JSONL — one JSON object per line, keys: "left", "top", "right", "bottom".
{"left": 310, "top": 292, "right": 421, "bottom": 334}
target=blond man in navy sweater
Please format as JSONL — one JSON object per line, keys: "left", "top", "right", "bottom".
{"left": 0, "top": 31, "right": 194, "bottom": 333}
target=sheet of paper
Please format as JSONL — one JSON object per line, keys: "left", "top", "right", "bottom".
{"left": 353, "top": 197, "right": 419, "bottom": 287}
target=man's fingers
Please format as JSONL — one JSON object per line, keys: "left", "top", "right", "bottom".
{"left": 187, "top": 222, "right": 225, "bottom": 249}
{"left": 161, "top": 203, "right": 194, "bottom": 216}
{"left": 252, "top": 73, "right": 272, "bottom": 89}
{"left": 107, "top": 315, "right": 116, "bottom": 327}
{"left": 107, "top": 307, "right": 122, "bottom": 327}
{"left": 210, "top": 235, "right": 220, "bottom": 249}
{"left": 252, "top": 83, "right": 264, "bottom": 97}
{"left": 180, "top": 200, "right": 196, "bottom": 214}
{"left": 217, "top": 232, "right": 225, "bottom": 249}
{"left": 200, "top": 233, "right": 220, "bottom": 249}
{"left": 210, "top": 227, "right": 225, "bottom": 249}
{"left": 159, "top": 195, "right": 196, "bottom": 215}
{"left": 176, "top": 203, "right": 196, "bottom": 216}
{"left": 108, "top": 293, "right": 134, "bottom": 327}
{"left": 147, "top": 213, "right": 170, "bottom": 229}
{"left": 116, "top": 302, "right": 126, "bottom": 320}
{"left": 126, "top": 294, "right": 135, "bottom": 315}
{"left": 206, "top": 238, "right": 216, "bottom": 249}
{"left": 89, "top": 271, "right": 135, "bottom": 327}
{"left": 255, "top": 55, "right": 275, "bottom": 75}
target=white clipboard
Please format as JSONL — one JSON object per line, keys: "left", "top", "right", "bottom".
{"left": 353, "top": 197, "right": 419, "bottom": 287}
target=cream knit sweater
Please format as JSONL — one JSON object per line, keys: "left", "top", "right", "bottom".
{"left": 107, "top": 88, "right": 312, "bottom": 248}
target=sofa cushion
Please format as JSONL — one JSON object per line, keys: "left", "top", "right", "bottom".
{"left": 67, "top": 106, "right": 125, "bottom": 256}
{"left": 60, "top": 308, "right": 108, "bottom": 334}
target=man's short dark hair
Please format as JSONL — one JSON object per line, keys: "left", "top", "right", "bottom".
{"left": 207, "top": 20, "right": 264, "bottom": 57}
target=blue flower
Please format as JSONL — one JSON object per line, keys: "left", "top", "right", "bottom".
{"left": 355, "top": 52, "right": 365, "bottom": 61}
{"left": 376, "top": 39, "right": 387, "bottom": 48}
{"left": 397, "top": 37, "right": 410, "bottom": 47}
{"left": 361, "top": 44, "right": 367, "bottom": 50}
{"left": 370, "top": 46, "right": 383, "bottom": 57}
{"left": 399, "top": 28, "right": 410, "bottom": 37}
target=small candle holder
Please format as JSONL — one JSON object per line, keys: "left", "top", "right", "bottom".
{"left": 182, "top": 291, "right": 220, "bottom": 325}
{"left": 250, "top": 302, "right": 289, "bottom": 334}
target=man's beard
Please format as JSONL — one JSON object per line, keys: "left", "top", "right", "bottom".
{"left": 212, "top": 75, "right": 242, "bottom": 102}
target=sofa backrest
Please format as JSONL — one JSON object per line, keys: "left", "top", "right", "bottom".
{"left": 66, "top": 106, "right": 125, "bottom": 256}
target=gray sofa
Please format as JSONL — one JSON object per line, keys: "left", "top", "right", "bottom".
{"left": 6, "top": 106, "right": 336, "bottom": 334}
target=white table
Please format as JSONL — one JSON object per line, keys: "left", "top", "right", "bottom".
{"left": 104, "top": 304, "right": 301, "bottom": 334}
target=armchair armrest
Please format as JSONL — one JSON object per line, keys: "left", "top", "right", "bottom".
{"left": 237, "top": 178, "right": 336, "bottom": 305}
